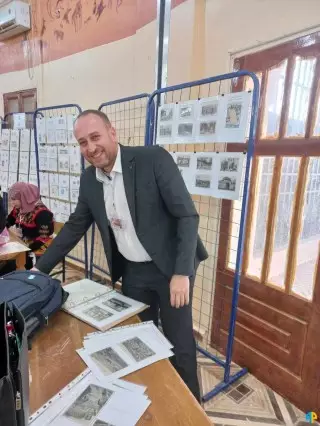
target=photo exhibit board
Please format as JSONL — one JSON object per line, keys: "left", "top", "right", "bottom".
{"left": 170, "top": 151, "right": 246, "bottom": 200}
{"left": 0, "top": 124, "right": 37, "bottom": 195}
{"left": 35, "top": 111, "right": 81, "bottom": 223}
{"left": 156, "top": 91, "right": 252, "bottom": 145}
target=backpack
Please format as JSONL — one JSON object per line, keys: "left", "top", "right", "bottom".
{"left": 0, "top": 270, "right": 69, "bottom": 342}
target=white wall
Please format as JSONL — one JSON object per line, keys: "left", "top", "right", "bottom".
{"left": 205, "top": 0, "right": 320, "bottom": 77}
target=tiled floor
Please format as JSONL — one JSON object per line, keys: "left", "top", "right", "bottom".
{"left": 57, "top": 266, "right": 315, "bottom": 426}
{"left": 198, "top": 352, "right": 314, "bottom": 426}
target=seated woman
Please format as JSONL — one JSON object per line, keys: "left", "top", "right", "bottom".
{"left": 6, "top": 182, "right": 54, "bottom": 270}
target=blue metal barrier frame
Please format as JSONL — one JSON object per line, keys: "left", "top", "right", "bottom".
{"left": 89, "top": 94, "right": 151, "bottom": 280}
{"left": 145, "top": 70, "right": 260, "bottom": 402}
{"left": 33, "top": 104, "right": 89, "bottom": 277}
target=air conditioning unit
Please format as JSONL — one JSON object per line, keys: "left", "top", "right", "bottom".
{"left": 0, "top": 0, "right": 31, "bottom": 41}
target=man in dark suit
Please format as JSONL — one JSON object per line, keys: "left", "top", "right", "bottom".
{"left": 35, "top": 110, "right": 208, "bottom": 401}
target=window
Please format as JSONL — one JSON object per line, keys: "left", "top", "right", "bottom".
{"left": 226, "top": 38, "right": 320, "bottom": 301}
{"left": 3, "top": 89, "right": 37, "bottom": 128}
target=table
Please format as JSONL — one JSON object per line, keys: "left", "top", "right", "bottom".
{"left": 0, "top": 230, "right": 29, "bottom": 270}
{"left": 29, "top": 311, "right": 211, "bottom": 425}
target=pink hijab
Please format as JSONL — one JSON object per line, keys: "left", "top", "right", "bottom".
{"left": 9, "top": 182, "right": 40, "bottom": 214}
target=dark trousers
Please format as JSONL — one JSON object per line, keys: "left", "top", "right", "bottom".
{"left": 121, "top": 260, "right": 200, "bottom": 402}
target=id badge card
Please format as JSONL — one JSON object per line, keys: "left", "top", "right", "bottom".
{"left": 110, "top": 216, "right": 126, "bottom": 230}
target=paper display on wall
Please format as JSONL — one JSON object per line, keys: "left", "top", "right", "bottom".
{"left": 9, "top": 151, "right": 19, "bottom": 172}
{"left": 156, "top": 91, "right": 252, "bottom": 145}
{"left": 10, "top": 130, "right": 20, "bottom": 151}
{"left": 47, "top": 145, "right": 58, "bottom": 172}
{"left": 49, "top": 173, "right": 59, "bottom": 198}
{"left": 58, "top": 174, "right": 70, "bottom": 201}
{"left": 171, "top": 151, "right": 245, "bottom": 200}
{"left": 217, "top": 91, "right": 252, "bottom": 143}
{"left": 70, "top": 176, "right": 80, "bottom": 203}
{"left": 19, "top": 152, "right": 29, "bottom": 174}
{"left": 20, "top": 129, "right": 31, "bottom": 152}
{"left": 8, "top": 172, "right": 17, "bottom": 188}
{"left": 29, "top": 173, "right": 38, "bottom": 186}
{"left": 18, "top": 174, "right": 29, "bottom": 183}
{"left": 175, "top": 101, "right": 197, "bottom": 143}
{"left": 0, "top": 172, "right": 8, "bottom": 191}
{"left": 0, "top": 151, "right": 9, "bottom": 171}
{"left": 0, "top": 129, "right": 10, "bottom": 150}
{"left": 39, "top": 172, "right": 49, "bottom": 196}
{"left": 69, "top": 146, "right": 81, "bottom": 174}
{"left": 157, "top": 103, "right": 176, "bottom": 144}
{"left": 13, "top": 113, "right": 26, "bottom": 130}
{"left": 196, "top": 96, "right": 220, "bottom": 142}
{"left": 36, "top": 118, "right": 46, "bottom": 144}
{"left": 38, "top": 146, "right": 49, "bottom": 170}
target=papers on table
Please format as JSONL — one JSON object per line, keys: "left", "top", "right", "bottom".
{"left": 77, "top": 321, "right": 173, "bottom": 383}
{"left": 29, "top": 369, "right": 150, "bottom": 426}
{"left": 0, "top": 241, "right": 30, "bottom": 255}
{"left": 63, "top": 279, "right": 147, "bottom": 331}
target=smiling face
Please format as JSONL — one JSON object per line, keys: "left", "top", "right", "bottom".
{"left": 74, "top": 113, "right": 118, "bottom": 172}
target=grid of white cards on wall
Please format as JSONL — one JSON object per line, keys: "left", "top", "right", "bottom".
{"left": 35, "top": 107, "right": 81, "bottom": 224}
{"left": 0, "top": 126, "right": 37, "bottom": 194}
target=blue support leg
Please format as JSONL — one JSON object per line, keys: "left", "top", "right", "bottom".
{"left": 202, "top": 367, "right": 248, "bottom": 403}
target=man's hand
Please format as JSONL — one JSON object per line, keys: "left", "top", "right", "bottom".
{"left": 170, "top": 275, "right": 190, "bottom": 308}
{"left": 31, "top": 267, "right": 39, "bottom": 272}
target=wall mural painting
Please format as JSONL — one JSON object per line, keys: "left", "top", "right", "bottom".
{"left": 0, "top": 0, "right": 187, "bottom": 75}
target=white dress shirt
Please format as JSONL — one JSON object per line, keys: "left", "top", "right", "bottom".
{"left": 96, "top": 146, "right": 151, "bottom": 262}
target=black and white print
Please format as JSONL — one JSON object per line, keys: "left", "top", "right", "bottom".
{"left": 218, "top": 176, "right": 236, "bottom": 192}
{"left": 226, "top": 102, "right": 242, "bottom": 128}
{"left": 197, "top": 156, "right": 213, "bottom": 171}
{"left": 83, "top": 306, "right": 113, "bottom": 322}
{"left": 102, "top": 298, "right": 131, "bottom": 312}
{"left": 200, "top": 121, "right": 216, "bottom": 136}
{"left": 200, "top": 103, "right": 218, "bottom": 118}
{"left": 179, "top": 104, "right": 194, "bottom": 120}
{"left": 91, "top": 347, "right": 128, "bottom": 375}
{"left": 178, "top": 123, "right": 193, "bottom": 137}
{"left": 220, "top": 157, "right": 239, "bottom": 172}
{"left": 63, "top": 384, "right": 113, "bottom": 425}
{"left": 177, "top": 155, "right": 190, "bottom": 168}
{"left": 159, "top": 105, "right": 174, "bottom": 122}
{"left": 195, "top": 174, "right": 211, "bottom": 189}
{"left": 159, "top": 124, "right": 172, "bottom": 138}
{"left": 121, "top": 337, "right": 156, "bottom": 362}
{"left": 93, "top": 421, "right": 114, "bottom": 426}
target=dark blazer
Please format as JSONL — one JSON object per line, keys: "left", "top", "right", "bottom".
{"left": 36, "top": 145, "right": 208, "bottom": 283}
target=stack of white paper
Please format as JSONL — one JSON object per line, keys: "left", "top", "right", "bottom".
{"left": 29, "top": 370, "right": 150, "bottom": 426}
{"left": 78, "top": 321, "right": 173, "bottom": 383}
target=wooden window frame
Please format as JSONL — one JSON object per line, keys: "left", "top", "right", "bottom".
{"left": 219, "top": 33, "right": 320, "bottom": 298}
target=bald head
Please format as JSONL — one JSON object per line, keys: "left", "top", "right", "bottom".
{"left": 74, "top": 110, "right": 118, "bottom": 172}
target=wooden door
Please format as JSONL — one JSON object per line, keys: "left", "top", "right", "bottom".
{"left": 211, "top": 33, "right": 320, "bottom": 412}
{"left": 3, "top": 88, "right": 37, "bottom": 128}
